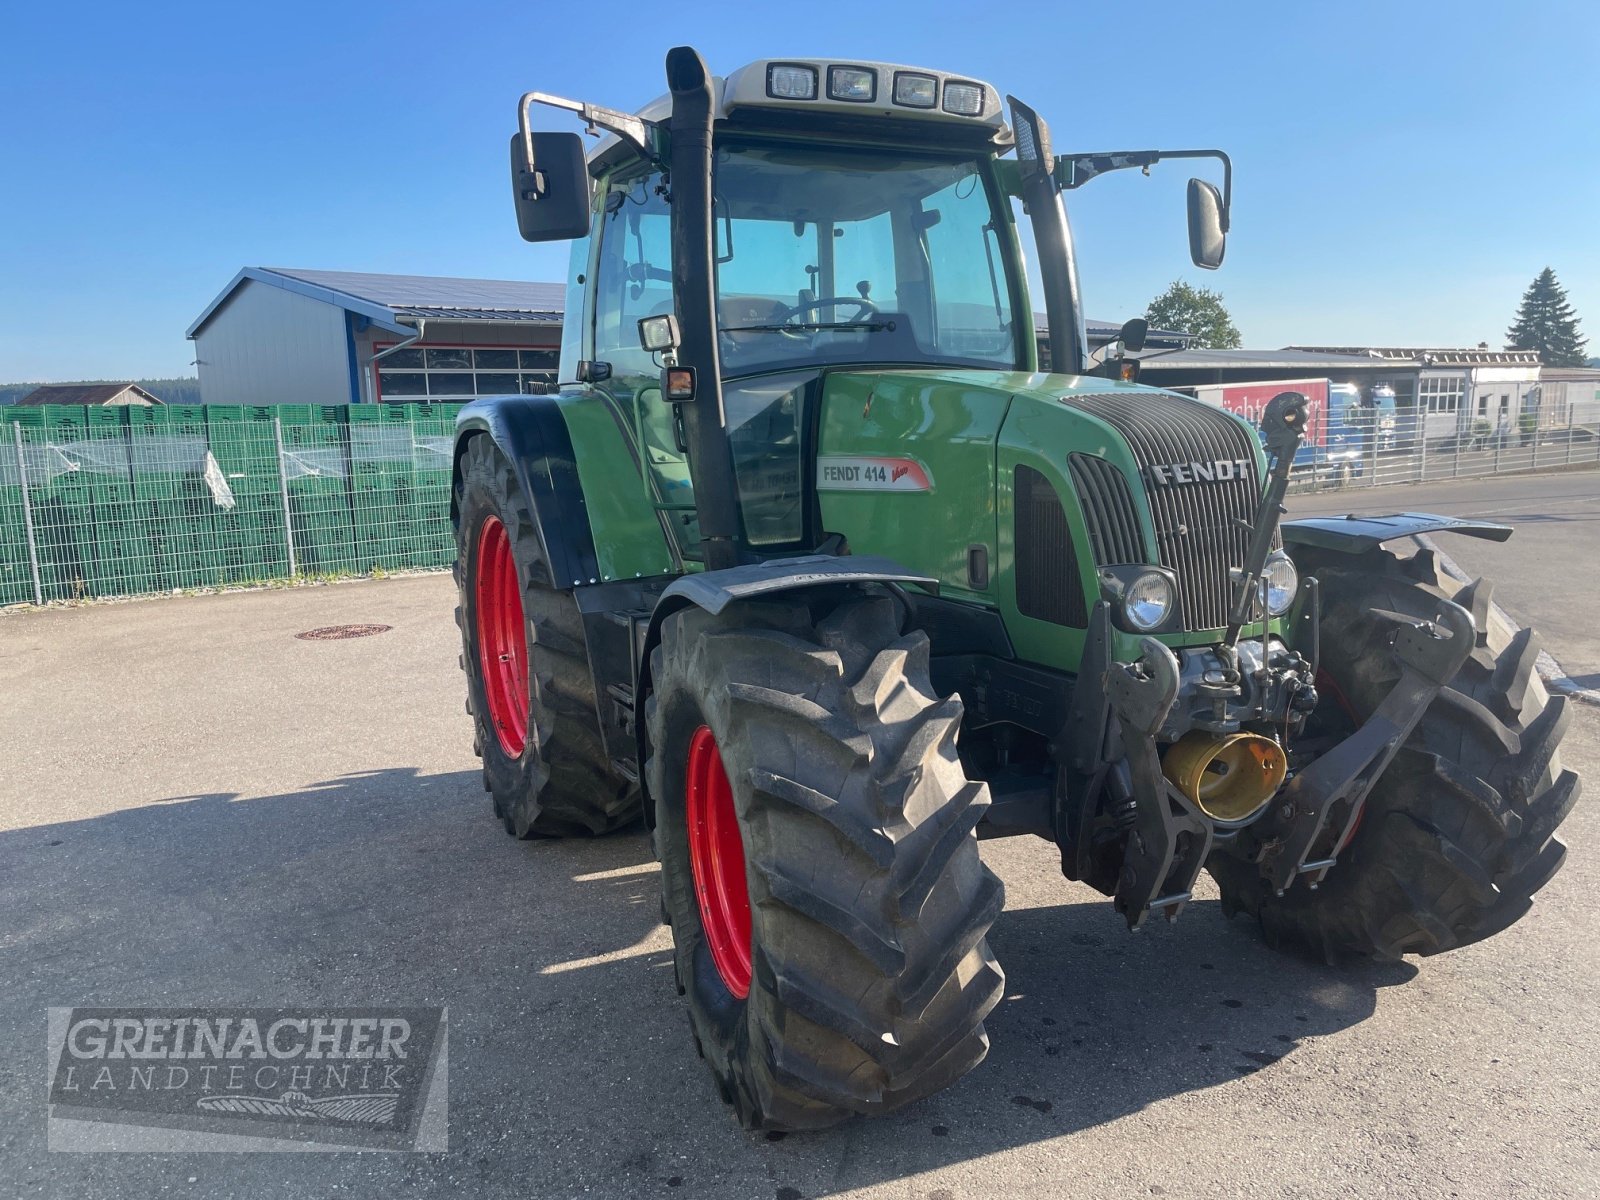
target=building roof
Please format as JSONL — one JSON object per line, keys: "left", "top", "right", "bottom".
{"left": 1044, "top": 313, "right": 1191, "bottom": 348}
{"left": 188, "top": 268, "right": 566, "bottom": 339}
{"left": 1289, "top": 345, "right": 1541, "bottom": 368}
{"left": 1131, "top": 347, "right": 1408, "bottom": 372}
{"left": 16, "top": 383, "right": 163, "bottom": 406}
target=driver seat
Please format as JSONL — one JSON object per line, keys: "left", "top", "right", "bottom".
{"left": 718, "top": 295, "right": 789, "bottom": 343}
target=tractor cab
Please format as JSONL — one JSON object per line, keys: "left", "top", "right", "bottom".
{"left": 587, "top": 130, "right": 1027, "bottom": 557}
{"left": 511, "top": 56, "right": 1230, "bottom": 569}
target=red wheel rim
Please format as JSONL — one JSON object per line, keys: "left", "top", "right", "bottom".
{"left": 685, "top": 725, "right": 752, "bottom": 998}
{"left": 474, "top": 516, "right": 529, "bottom": 758}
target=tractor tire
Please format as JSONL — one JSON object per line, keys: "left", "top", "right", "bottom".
{"left": 454, "top": 436, "right": 638, "bottom": 837}
{"left": 646, "top": 594, "right": 1005, "bottom": 1130}
{"left": 1210, "top": 544, "right": 1578, "bottom": 963}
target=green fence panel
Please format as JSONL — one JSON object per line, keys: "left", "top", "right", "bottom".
{"left": 2, "top": 403, "right": 465, "bottom": 602}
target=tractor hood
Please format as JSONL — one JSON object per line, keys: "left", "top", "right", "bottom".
{"left": 820, "top": 365, "right": 1257, "bottom": 457}
{"left": 814, "top": 368, "right": 1269, "bottom": 670}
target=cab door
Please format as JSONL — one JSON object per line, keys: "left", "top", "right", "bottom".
{"left": 587, "top": 168, "right": 703, "bottom": 560}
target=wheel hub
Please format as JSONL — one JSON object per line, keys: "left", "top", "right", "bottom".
{"left": 474, "top": 516, "right": 529, "bottom": 757}
{"left": 685, "top": 725, "right": 752, "bottom": 998}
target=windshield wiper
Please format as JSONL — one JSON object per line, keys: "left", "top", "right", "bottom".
{"left": 720, "top": 321, "right": 896, "bottom": 333}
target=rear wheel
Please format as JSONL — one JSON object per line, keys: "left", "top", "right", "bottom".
{"left": 647, "top": 594, "right": 1005, "bottom": 1130}
{"left": 1210, "top": 544, "right": 1578, "bottom": 962}
{"left": 454, "top": 436, "right": 639, "bottom": 837}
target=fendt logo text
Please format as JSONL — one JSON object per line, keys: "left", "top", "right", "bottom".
{"left": 1146, "top": 458, "right": 1254, "bottom": 486}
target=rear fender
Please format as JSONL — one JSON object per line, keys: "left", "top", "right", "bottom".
{"left": 453, "top": 396, "right": 599, "bottom": 588}
{"left": 632, "top": 555, "right": 939, "bottom": 827}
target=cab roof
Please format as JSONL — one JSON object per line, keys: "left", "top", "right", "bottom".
{"left": 589, "top": 57, "right": 1011, "bottom": 167}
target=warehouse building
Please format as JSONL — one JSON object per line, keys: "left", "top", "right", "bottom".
{"left": 1290, "top": 345, "right": 1542, "bottom": 441}
{"left": 187, "top": 268, "right": 563, "bottom": 406}
{"left": 1129, "top": 346, "right": 1413, "bottom": 396}
{"left": 184, "top": 266, "right": 1556, "bottom": 444}
{"left": 189, "top": 265, "right": 1200, "bottom": 407}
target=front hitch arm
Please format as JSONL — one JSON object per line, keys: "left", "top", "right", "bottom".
{"left": 1104, "top": 637, "right": 1214, "bottom": 930}
{"left": 1252, "top": 597, "right": 1476, "bottom": 893}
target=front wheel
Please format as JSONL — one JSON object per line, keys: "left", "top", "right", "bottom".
{"left": 646, "top": 594, "right": 1005, "bottom": 1130}
{"left": 1210, "top": 545, "right": 1578, "bottom": 962}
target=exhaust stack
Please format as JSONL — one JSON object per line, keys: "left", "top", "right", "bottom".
{"left": 665, "top": 45, "right": 742, "bottom": 571}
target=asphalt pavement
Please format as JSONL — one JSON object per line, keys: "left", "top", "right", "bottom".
{"left": 1286, "top": 467, "right": 1600, "bottom": 686}
{"left": 2, "top": 468, "right": 1596, "bottom": 1199}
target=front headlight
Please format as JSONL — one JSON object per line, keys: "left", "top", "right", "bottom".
{"left": 1124, "top": 570, "right": 1174, "bottom": 631}
{"left": 1262, "top": 552, "right": 1299, "bottom": 616}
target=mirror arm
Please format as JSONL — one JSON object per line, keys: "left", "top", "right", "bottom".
{"left": 517, "top": 90, "right": 661, "bottom": 172}
{"left": 1054, "top": 148, "right": 1232, "bottom": 231}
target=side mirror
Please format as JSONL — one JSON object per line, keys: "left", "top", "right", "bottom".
{"left": 1118, "top": 317, "right": 1149, "bottom": 353}
{"left": 1186, "top": 178, "right": 1226, "bottom": 270}
{"left": 509, "top": 131, "right": 592, "bottom": 243}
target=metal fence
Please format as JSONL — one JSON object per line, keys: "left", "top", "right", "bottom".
{"left": 3, "top": 395, "right": 1597, "bottom": 607}
{"left": 0, "top": 403, "right": 463, "bottom": 605}
{"left": 1283, "top": 397, "right": 1600, "bottom": 495}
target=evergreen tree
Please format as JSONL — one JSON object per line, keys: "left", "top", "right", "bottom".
{"left": 1145, "top": 280, "right": 1242, "bottom": 349}
{"left": 1505, "top": 268, "right": 1588, "bottom": 367}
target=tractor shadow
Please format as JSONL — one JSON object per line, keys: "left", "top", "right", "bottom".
{"left": 2, "top": 768, "right": 1411, "bottom": 1198}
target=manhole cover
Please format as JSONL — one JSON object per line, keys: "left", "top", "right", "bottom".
{"left": 295, "top": 624, "right": 393, "bottom": 641}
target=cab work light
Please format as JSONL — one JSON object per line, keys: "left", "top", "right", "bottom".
{"left": 637, "top": 313, "right": 680, "bottom": 354}
{"left": 767, "top": 64, "right": 818, "bottom": 100}
{"left": 941, "top": 80, "right": 985, "bottom": 115}
{"left": 827, "top": 65, "right": 876, "bottom": 102}
{"left": 893, "top": 72, "right": 938, "bottom": 109}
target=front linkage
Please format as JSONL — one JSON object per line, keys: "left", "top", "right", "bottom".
{"left": 1065, "top": 392, "right": 1478, "bottom": 929}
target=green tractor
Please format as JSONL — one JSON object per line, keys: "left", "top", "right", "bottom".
{"left": 452, "top": 48, "right": 1577, "bottom": 1130}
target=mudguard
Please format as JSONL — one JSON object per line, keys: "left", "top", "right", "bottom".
{"left": 632, "top": 554, "right": 939, "bottom": 825}
{"left": 453, "top": 395, "right": 599, "bottom": 588}
{"left": 1281, "top": 511, "right": 1512, "bottom": 555}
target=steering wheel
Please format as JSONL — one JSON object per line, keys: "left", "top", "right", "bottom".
{"left": 774, "top": 295, "right": 880, "bottom": 332}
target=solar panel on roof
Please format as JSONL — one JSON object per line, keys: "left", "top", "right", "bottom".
{"left": 264, "top": 268, "right": 565, "bottom": 316}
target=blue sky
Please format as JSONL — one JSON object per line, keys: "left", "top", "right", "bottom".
{"left": 2, "top": 0, "right": 1595, "bottom": 380}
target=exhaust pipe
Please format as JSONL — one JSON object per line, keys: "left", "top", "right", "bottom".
{"left": 1162, "top": 731, "right": 1288, "bottom": 824}
{"left": 665, "top": 46, "right": 741, "bottom": 572}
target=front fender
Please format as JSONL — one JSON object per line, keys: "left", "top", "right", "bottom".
{"left": 632, "top": 555, "right": 938, "bottom": 827}
{"left": 1282, "top": 511, "right": 1512, "bottom": 555}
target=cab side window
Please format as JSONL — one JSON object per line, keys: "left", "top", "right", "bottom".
{"left": 592, "top": 173, "right": 673, "bottom": 383}
{"left": 591, "top": 169, "right": 700, "bottom": 554}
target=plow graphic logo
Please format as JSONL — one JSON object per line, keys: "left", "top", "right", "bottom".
{"left": 46, "top": 1007, "right": 447, "bottom": 1152}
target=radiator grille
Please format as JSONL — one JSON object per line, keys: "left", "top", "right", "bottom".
{"left": 1064, "top": 392, "right": 1263, "bottom": 631}
{"left": 1014, "top": 465, "right": 1089, "bottom": 628}
{"left": 1067, "top": 453, "right": 1145, "bottom": 565}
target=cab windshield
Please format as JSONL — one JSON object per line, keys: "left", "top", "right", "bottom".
{"left": 587, "top": 140, "right": 1024, "bottom": 558}
{"left": 711, "top": 140, "right": 1020, "bottom": 375}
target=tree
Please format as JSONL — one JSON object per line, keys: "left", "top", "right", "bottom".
{"left": 1145, "top": 280, "right": 1242, "bottom": 349}
{"left": 1505, "top": 268, "right": 1588, "bottom": 367}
